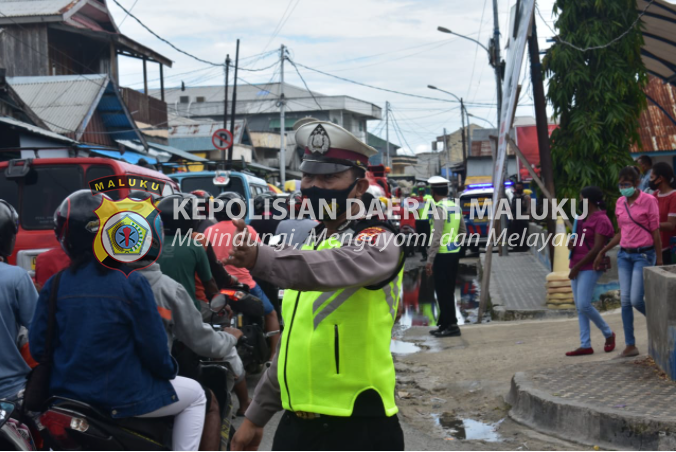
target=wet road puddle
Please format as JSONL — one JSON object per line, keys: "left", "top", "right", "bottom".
{"left": 432, "top": 413, "right": 503, "bottom": 442}
{"left": 390, "top": 340, "right": 421, "bottom": 355}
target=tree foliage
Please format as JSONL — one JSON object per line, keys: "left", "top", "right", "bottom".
{"left": 542, "top": 0, "right": 647, "bottom": 217}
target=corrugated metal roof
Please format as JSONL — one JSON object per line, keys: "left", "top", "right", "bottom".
{"left": 0, "top": 114, "right": 77, "bottom": 143}
{"left": 638, "top": 0, "right": 676, "bottom": 84}
{"left": 0, "top": 0, "right": 77, "bottom": 18}
{"left": 632, "top": 75, "right": 676, "bottom": 153}
{"left": 7, "top": 74, "right": 107, "bottom": 136}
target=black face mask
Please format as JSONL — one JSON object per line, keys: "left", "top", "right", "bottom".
{"left": 301, "top": 179, "right": 359, "bottom": 220}
{"left": 515, "top": 188, "right": 524, "bottom": 195}
{"left": 648, "top": 178, "right": 661, "bottom": 191}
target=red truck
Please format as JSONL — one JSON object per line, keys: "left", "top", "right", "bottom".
{"left": 0, "top": 157, "right": 179, "bottom": 276}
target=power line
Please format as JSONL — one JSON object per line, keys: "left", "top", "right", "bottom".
{"left": 118, "top": 0, "right": 139, "bottom": 27}
{"left": 292, "top": 61, "right": 497, "bottom": 106}
{"left": 286, "top": 58, "right": 322, "bottom": 110}
{"left": 466, "top": 0, "right": 489, "bottom": 98}
{"left": 110, "top": 0, "right": 224, "bottom": 67}
{"left": 535, "top": 0, "right": 655, "bottom": 52}
{"left": 260, "top": 0, "right": 301, "bottom": 53}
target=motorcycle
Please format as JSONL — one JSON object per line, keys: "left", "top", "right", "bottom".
{"left": 0, "top": 401, "right": 36, "bottom": 450}
{"left": 36, "top": 295, "right": 245, "bottom": 451}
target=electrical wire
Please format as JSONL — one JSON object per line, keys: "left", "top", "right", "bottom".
{"left": 260, "top": 0, "right": 301, "bottom": 53}
{"left": 466, "top": 0, "right": 488, "bottom": 98}
{"left": 286, "top": 58, "right": 323, "bottom": 110}
{"left": 535, "top": 0, "right": 655, "bottom": 52}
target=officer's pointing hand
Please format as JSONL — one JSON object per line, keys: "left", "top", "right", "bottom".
{"left": 228, "top": 218, "right": 258, "bottom": 269}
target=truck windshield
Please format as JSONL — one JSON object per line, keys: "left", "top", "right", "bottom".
{"left": 180, "top": 176, "right": 246, "bottom": 197}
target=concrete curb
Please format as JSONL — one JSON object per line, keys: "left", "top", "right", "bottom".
{"left": 507, "top": 365, "right": 676, "bottom": 450}
{"left": 492, "top": 306, "right": 577, "bottom": 321}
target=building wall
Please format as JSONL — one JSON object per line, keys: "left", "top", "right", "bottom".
{"left": 466, "top": 156, "right": 518, "bottom": 178}
{"left": 0, "top": 25, "right": 50, "bottom": 77}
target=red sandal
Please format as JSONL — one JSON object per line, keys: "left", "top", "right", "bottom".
{"left": 565, "top": 347, "right": 594, "bottom": 356}
{"left": 604, "top": 332, "right": 616, "bottom": 353}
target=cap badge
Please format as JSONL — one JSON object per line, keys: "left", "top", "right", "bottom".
{"left": 308, "top": 124, "right": 330, "bottom": 154}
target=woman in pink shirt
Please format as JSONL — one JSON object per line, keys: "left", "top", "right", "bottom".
{"left": 595, "top": 166, "right": 662, "bottom": 358}
{"left": 566, "top": 187, "right": 616, "bottom": 356}
{"left": 649, "top": 162, "right": 676, "bottom": 265}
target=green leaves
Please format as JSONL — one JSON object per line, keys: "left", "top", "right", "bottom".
{"left": 544, "top": 0, "right": 647, "bottom": 222}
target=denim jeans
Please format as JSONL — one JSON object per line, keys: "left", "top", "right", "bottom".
{"left": 617, "top": 248, "right": 656, "bottom": 346}
{"left": 571, "top": 270, "right": 613, "bottom": 349}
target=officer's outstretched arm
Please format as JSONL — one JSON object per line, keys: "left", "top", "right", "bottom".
{"left": 251, "top": 230, "right": 400, "bottom": 292}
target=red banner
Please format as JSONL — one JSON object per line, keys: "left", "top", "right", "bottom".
{"left": 515, "top": 124, "right": 558, "bottom": 180}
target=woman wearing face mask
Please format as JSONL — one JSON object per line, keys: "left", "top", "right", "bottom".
{"left": 595, "top": 166, "right": 662, "bottom": 358}
{"left": 649, "top": 162, "right": 676, "bottom": 265}
{"left": 566, "top": 187, "right": 616, "bottom": 356}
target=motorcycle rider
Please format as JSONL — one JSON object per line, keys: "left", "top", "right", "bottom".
{"left": 207, "top": 192, "right": 281, "bottom": 362}
{"left": 0, "top": 200, "right": 39, "bottom": 402}
{"left": 29, "top": 190, "right": 206, "bottom": 451}
{"left": 127, "top": 208, "right": 243, "bottom": 450}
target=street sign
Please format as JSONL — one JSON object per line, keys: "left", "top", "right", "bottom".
{"left": 212, "top": 129, "right": 233, "bottom": 151}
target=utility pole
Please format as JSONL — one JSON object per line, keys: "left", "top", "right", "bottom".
{"left": 528, "top": 13, "right": 556, "bottom": 268}
{"left": 228, "top": 40, "right": 240, "bottom": 165}
{"left": 223, "top": 54, "right": 230, "bottom": 163}
{"left": 279, "top": 44, "right": 286, "bottom": 186}
{"left": 443, "top": 127, "right": 450, "bottom": 183}
{"left": 492, "top": 0, "right": 503, "bottom": 127}
{"left": 385, "top": 101, "right": 390, "bottom": 167}
{"left": 460, "top": 98, "right": 467, "bottom": 165}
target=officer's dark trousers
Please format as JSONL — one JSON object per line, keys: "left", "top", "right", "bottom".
{"left": 272, "top": 411, "right": 404, "bottom": 451}
{"left": 433, "top": 252, "right": 460, "bottom": 329}
{"left": 415, "top": 220, "right": 430, "bottom": 259}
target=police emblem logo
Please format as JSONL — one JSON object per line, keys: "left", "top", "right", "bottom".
{"left": 308, "top": 124, "right": 330, "bottom": 154}
{"left": 93, "top": 197, "right": 162, "bottom": 276}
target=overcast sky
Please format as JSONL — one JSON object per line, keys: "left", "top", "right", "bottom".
{"left": 111, "top": 0, "right": 560, "bottom": 155}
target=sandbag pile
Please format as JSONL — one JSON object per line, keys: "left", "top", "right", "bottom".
{"left": 546, "top": 217, "right": 575, "bottom": 310}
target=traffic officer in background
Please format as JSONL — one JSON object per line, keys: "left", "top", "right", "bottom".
{"left": 415, "top": 183, "right": 434, "bottom": 262}
{"left": 229, "top": 121, "right": 405, "bottom": 451}
{"left": 425, "top": 176, "right": 466, "bottom": 337}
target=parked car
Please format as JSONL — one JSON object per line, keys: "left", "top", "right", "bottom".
{"left": 169, "top": 170, "right": 269, "bottom": 224}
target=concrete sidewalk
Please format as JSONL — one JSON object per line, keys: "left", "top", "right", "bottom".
{"left": 480, "top": 251, "right": 576, "bottom": 320}
{"left": 508, "top": 357, "right": 676, "bottom": 450}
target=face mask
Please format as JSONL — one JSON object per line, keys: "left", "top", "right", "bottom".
{"left": 648, "top": 178, "right": 661, "bottom": 191}
{"left": 620, "top": 187, "right": 636, "bottom": 198}
{"left": 301, "top": 179, "right": 359, "bottom": 220}
{"left": 515, "top": 188, "right": 524, "bottom": 195}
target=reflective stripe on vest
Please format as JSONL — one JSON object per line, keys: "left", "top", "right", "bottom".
{"left": 431, "top": 198, "right": 462, "bottom": 254}
{"left": 278, "top": 236, "right": 402, "bottom": 417}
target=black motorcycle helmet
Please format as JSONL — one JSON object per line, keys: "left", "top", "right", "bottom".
{"left": 252, "top": 193, "right": 274, "bottom": 216}
{"left": 156, "top": 194, "right": 196, "bottom": 235}
{"left": 54, "top": 190, "right": 107, "bottom": 259}
{"left": 214, "top": 191, "right": 246, "bottom": 222}
{"left": 0, "top": 200, "right": 19, "bottom": 259}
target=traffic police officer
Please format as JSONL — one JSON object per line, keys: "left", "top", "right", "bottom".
{"left": 229, "top": 121, "right": 405, "bottom": 451}
{"left": 425, "top": 176, "right": 466, "bottom": 337}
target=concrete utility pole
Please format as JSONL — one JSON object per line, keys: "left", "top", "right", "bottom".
{"left": 279, "top": 44, "right": 287, "bottom": 186}
{"left": 492, "top": 0, "right": 503, "bottom": 127}
{"left": 528, "top": 13, "right": 556, "bottom": 269}
{"left": 223, "top": 54, "right": 230, "bottom": 162}
{"left": 460, "top": 98, "right": 467, "bottom": 165}
{"left": 385, "top": 101, "right": 390, "bottom": 167}
{"left": 228, "top": 40, "right": 240, "bottom": 165}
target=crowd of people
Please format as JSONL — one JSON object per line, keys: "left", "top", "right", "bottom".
{"left": 566, "top": 158, "right": 676, "bottom": 358}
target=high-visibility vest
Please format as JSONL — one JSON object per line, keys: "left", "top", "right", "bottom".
{"left": 278, "top": 233, "right": 403, "bottom": 417}
{"left": 430, "top": 198, "right": 462, "bottom": 254}
{"left": 417, "top": 194, "right": 434, "bottom": 220}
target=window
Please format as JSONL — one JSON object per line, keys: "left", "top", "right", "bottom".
{"left": 22, "top": 166, "right": 84, "bottom": 230}
{"left": 196, "top": 96, "right": 205, "bottom": 103}
{"left": 179, "top": 96, "right": 190, "bottom": 103}
{"left": 181, "top": 176, "right": 246, "bottom": 198}
{"left": 86, "top": 165, "right": 119, "bottom": 200}
{"left": 0, "top": 175, "right": 19, "bottom": 211}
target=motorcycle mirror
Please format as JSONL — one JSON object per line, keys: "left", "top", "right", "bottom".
{"left": 209, "top": 294, "right": 228, "bottom": 314}
{"left": 0, "top": 401, "right": 15, "bottom": 429}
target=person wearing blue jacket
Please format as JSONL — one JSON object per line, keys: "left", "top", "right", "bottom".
{"left": 29, "top": 190, "right": 206, "bottom": 451}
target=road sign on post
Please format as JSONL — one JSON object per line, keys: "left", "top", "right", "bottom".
{"left": 212, "top": 129, "right": 233, "bottom": 151}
